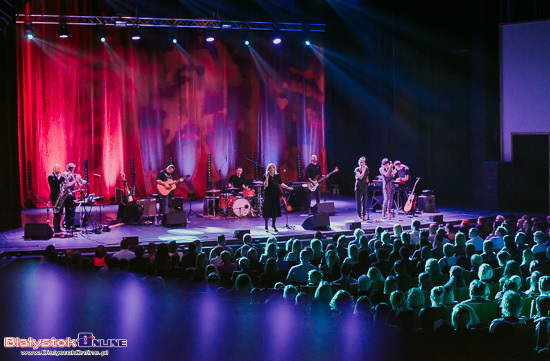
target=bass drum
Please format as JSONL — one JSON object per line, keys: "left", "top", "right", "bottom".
{"left": 232, "top": 198, "right": 251, "bottom": 217}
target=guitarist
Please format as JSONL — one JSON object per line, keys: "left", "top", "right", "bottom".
{"left": 305, "top": 154, "right": 322, "bottom": 207}
{"left": 156, "top": 164, "right": 183, "bottom": 216}
{"left": 394, "top": 160, "right": 410, "bottom": 208}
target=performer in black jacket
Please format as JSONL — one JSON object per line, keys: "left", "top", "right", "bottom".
{"left": 305, "top": 154, "right": 322, "bottom": 207}
{"left": 48, "top": 164, "right": 65, "bottom": 233}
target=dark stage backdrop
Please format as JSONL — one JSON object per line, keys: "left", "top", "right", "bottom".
{"left": 17, "top": 5, "right": 325, "bottom": 207}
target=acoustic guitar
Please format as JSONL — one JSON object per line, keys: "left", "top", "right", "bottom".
{"left": 304, "top": 167, "right": 339, "bottom": 192}
{"left": 157, "top": 175, "right": 190, "bottom": 196}
{"left": 120, "top": 171, "right": 136, "bottom": 203}
{"left": 403, "top": 177, "right": 420, "bottom": 213}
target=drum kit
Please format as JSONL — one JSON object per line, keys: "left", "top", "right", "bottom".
{"left": 205, "top": 180, "right": 265, "bottom": 218}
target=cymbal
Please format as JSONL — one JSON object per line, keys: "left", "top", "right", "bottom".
{"left": 206, "top": 189, "right": 220, "bottom": 193}
{"left": 225, "top": 187, "right": 239, "bottom": 191}
{"left": 252, "top": 181, "right": 264, "bottom": 186}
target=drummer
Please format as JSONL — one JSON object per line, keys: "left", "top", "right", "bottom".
{"left": 228, "top": 166, "right": 250, "bottom": 195}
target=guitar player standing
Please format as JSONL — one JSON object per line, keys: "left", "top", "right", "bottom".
{"left": 305, "top": 154, "right": 322, "bottom": 208}
{"left": 156, "top": 164, "right": 183, "bottom": 216}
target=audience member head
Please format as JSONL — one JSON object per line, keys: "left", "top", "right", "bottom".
{"left": 418, "top": 272, "right": 432, "bottom": 291}
{"left": 283, "top": 285, "right": 298, "bottom": 301}
{"left": 425, "top": 258, "right": 442, "bottom": 276}
{"left": 354, "top": 296, "right": 373, "bottom": 318}
{"left": 367, "top": 267, "right": 385, "bottom": 283}
{"left": 389, "top": 290, "right": 406, "bottom": 310}
{"left": 430, "top": 286, "right": 445, "bottom": 307}
{"left": 500, "top": 290, "right": 523, "bottom": 317}
{"left": 357, "top": 275, "right": 372, "bottom": 292}
{"left": 496, "top": 250, "right": 511, "bottom": 267}
{"left": 308, "top": 269, "right": 323, "bottom": 285}
{"left": 330, "top": 290, "right": 355, "bottom": 315}
{"left": 384, "top": 276, "right": 398, "bottom": 294}
{"left": 314, "top": 282, "right": 333, "bottom": 302}
{"left": 469, "top": 279, "right": 489, "bottom": 300}
{"left": 235, "top": 274, "right": 253, "bottom": 292}
{"left": 407, "top": 287, "right": 426, "bottom": 309}
{"left": 478, "top": 263, "right": 494, "bottom": 283}
{"left": 452, "top": 303, "right": 478, "bottom": 330}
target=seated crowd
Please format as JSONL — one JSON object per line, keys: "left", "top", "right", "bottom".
{"left": 38, "top": 214, "right": 550, "bottom": 360}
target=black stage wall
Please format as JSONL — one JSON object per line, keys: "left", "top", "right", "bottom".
{"left": 0, "top": 1, "right": 22, "bottom": 231}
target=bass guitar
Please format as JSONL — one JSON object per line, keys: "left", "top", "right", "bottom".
{"left": 157, "top": 175, "right": 190, "bottom": 196}
{"left": 403, "top": 177, "right": 420, "bottom": 213}
{"left": 304, "top": 167, "right": 339, "bottom": 192}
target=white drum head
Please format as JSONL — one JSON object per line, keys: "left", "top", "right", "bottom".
{"left": 232, "top": 198, "right": 251, "bottom": 217}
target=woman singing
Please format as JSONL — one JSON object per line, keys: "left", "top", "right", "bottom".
{"left": 379, "top": 158, "right": 397, "bottom": 219}
{"left": 263, "top": 163, "right": 292, "bottom": 232}
{"left": 354, "top": 156, "right": 369, "bottom": 221}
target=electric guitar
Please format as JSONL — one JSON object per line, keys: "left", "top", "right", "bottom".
{"left": 304, "top": 167, "right": 339, "bottom": 192}
{"left": 157, "top": 175, "right": 190, "bottom": 196}
{"left": 403, "top": 177, "right": 420, "bottom": 213}
{"left": 120, "top": 171, "right": 136, "bottom": 203}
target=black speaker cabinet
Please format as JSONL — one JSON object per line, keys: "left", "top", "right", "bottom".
{"left": 24, "top": 223, "right": 53, "bottom": 240}
{"left": 418, "top": 195, "right": 436, "bottom": 213}
{"left": 170, "top": 197, "right": 184, "bottom": 212}
{"left": 429, "top": 214, "right": 444, "bottom": 223}
{"left": 123, "top": 236, "right": 139, "bottom": 250}
{"left": 162, "top": 212, "right": 188, "bottom": 227}
{"left": 137, "top": 198, "right": 157, "bottom": 217}
{"left": 302, "top": 214, "right": 330, "bottom": 230}
{"left": 311, "top": 202, "right": 336, "bottom": 215}
{"left": 118, "top": 204, "right": 141, "bottom": 223}
{"left": 234, "top": 230, "right": 250, "bottom": 240}
{"left": 346, "top": 221, "right": 362, "bottom": 231}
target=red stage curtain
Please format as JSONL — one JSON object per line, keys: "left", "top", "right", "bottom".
{"left": 17, "top": 2, "right": 325, "bottom": 206}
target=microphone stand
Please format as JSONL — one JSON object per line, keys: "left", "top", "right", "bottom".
{"left": 31, "top": 191, "right": 51, "bottom": 225}
{"left": 283, "top": 170, "right": 294, "bottom": 230}
{"left": 95, "top": 174, "right": 104, "bottom": 232}
{"left": 217, "top": 155, "right": 228, "bottom": 218}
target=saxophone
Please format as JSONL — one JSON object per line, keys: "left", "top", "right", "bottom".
{"left": 53, "top": 171, "right": 78, "bottom": 213}
{"left": 53, "top": 184, "right": 70, "bottom": 213}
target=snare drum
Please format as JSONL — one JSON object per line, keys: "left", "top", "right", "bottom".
{"left": 232, "top": 198, "right": 251, "bottom": 217}
{"left": 243, "top": 188, "right": 255, "bottom": 197}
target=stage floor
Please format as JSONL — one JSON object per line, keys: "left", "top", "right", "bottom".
{"left": 1, "top": 195, "right": 502, "bottom": 256}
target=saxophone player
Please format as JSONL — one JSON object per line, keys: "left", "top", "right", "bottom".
{"left": 63, "top": 163, "right": 86, "bottom": 230}
{"left": 48, "top": 164, "right": 65, "bottom": 234}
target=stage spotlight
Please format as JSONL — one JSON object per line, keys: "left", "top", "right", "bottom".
{"left": 242, "top": 30, "right": 250, "bottom": 46}
{"left": 244, "top": 40, "right": 250, "bottom": 46}
{"left": 131, "top": 26, "right": 141, "bottom": 40}
{"left": 205, "top": 28, "right": 215, "bottom": 43}
{"left": 170, "top": 36, "right": 177, "bottom": 44}
{"left": 272, "top": 32, "right": 282, "bottom": 45}
{"left": 24, "top": 23, "right": 33, "bottom": 40}
{"left": 58, "top": 23, "right": 68, "bottom": 39}
{"left": 97, "top": 24, "right": 106, "bottom": 43}
{"left": 305, "top": 40, "right": 311, "bottom": 46}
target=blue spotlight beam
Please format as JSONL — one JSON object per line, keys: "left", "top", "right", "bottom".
{"left": 15, "top": 14, "right": 326, "bottom": 32}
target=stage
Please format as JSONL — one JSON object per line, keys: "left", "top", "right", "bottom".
{"left": 0, "top": 195, "right": 502, "bottom": 257}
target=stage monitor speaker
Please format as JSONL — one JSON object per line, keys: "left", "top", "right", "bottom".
{"left": 24, "top": 223, "right": 53, "bottom": 240}
{"left": 137, "top": 198, "right": 157, "bottom": 217}
{"left": 118, "top": 204, "right": 141, "bottom": 223}
{"left": 234, "top": 230, "right": 250, "bottom": 240}
{"left": 418, "top": 195, "right": 436, "bottom": 213}
{"left": 170, "top": 197, "right": 184, "bottom": 212}
{"left": 162, "top": 212, "right": 188, "bottom": 227}
{"left": 346, "top": 221, "right": 362, "bottom": 231}
{"left": 302, "top": 214, "right": 330, "bottom": 230}
{"left": 123, "top": 236, "right": 139, "bottom": 250}
{"left": 312, "top": 202, "right": 336, "bottom": 215}
{"left": 429, "top": 214, "right": 444, "bottom": 223}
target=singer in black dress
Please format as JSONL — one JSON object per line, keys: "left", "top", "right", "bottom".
{"left": 263, "top": 163, "right": 292, "bottom": 232}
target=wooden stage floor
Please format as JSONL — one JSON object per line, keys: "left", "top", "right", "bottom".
{"left": 0, "top": 195, "right": 502, "bottom": 257}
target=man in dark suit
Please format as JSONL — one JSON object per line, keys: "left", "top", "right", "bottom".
{"left": 48, "top": 164, "right": 65, "bottom": 233}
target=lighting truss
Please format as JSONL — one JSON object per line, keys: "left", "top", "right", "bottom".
{"left": 15, "top": 14, "right": 326, "bottom": 32}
